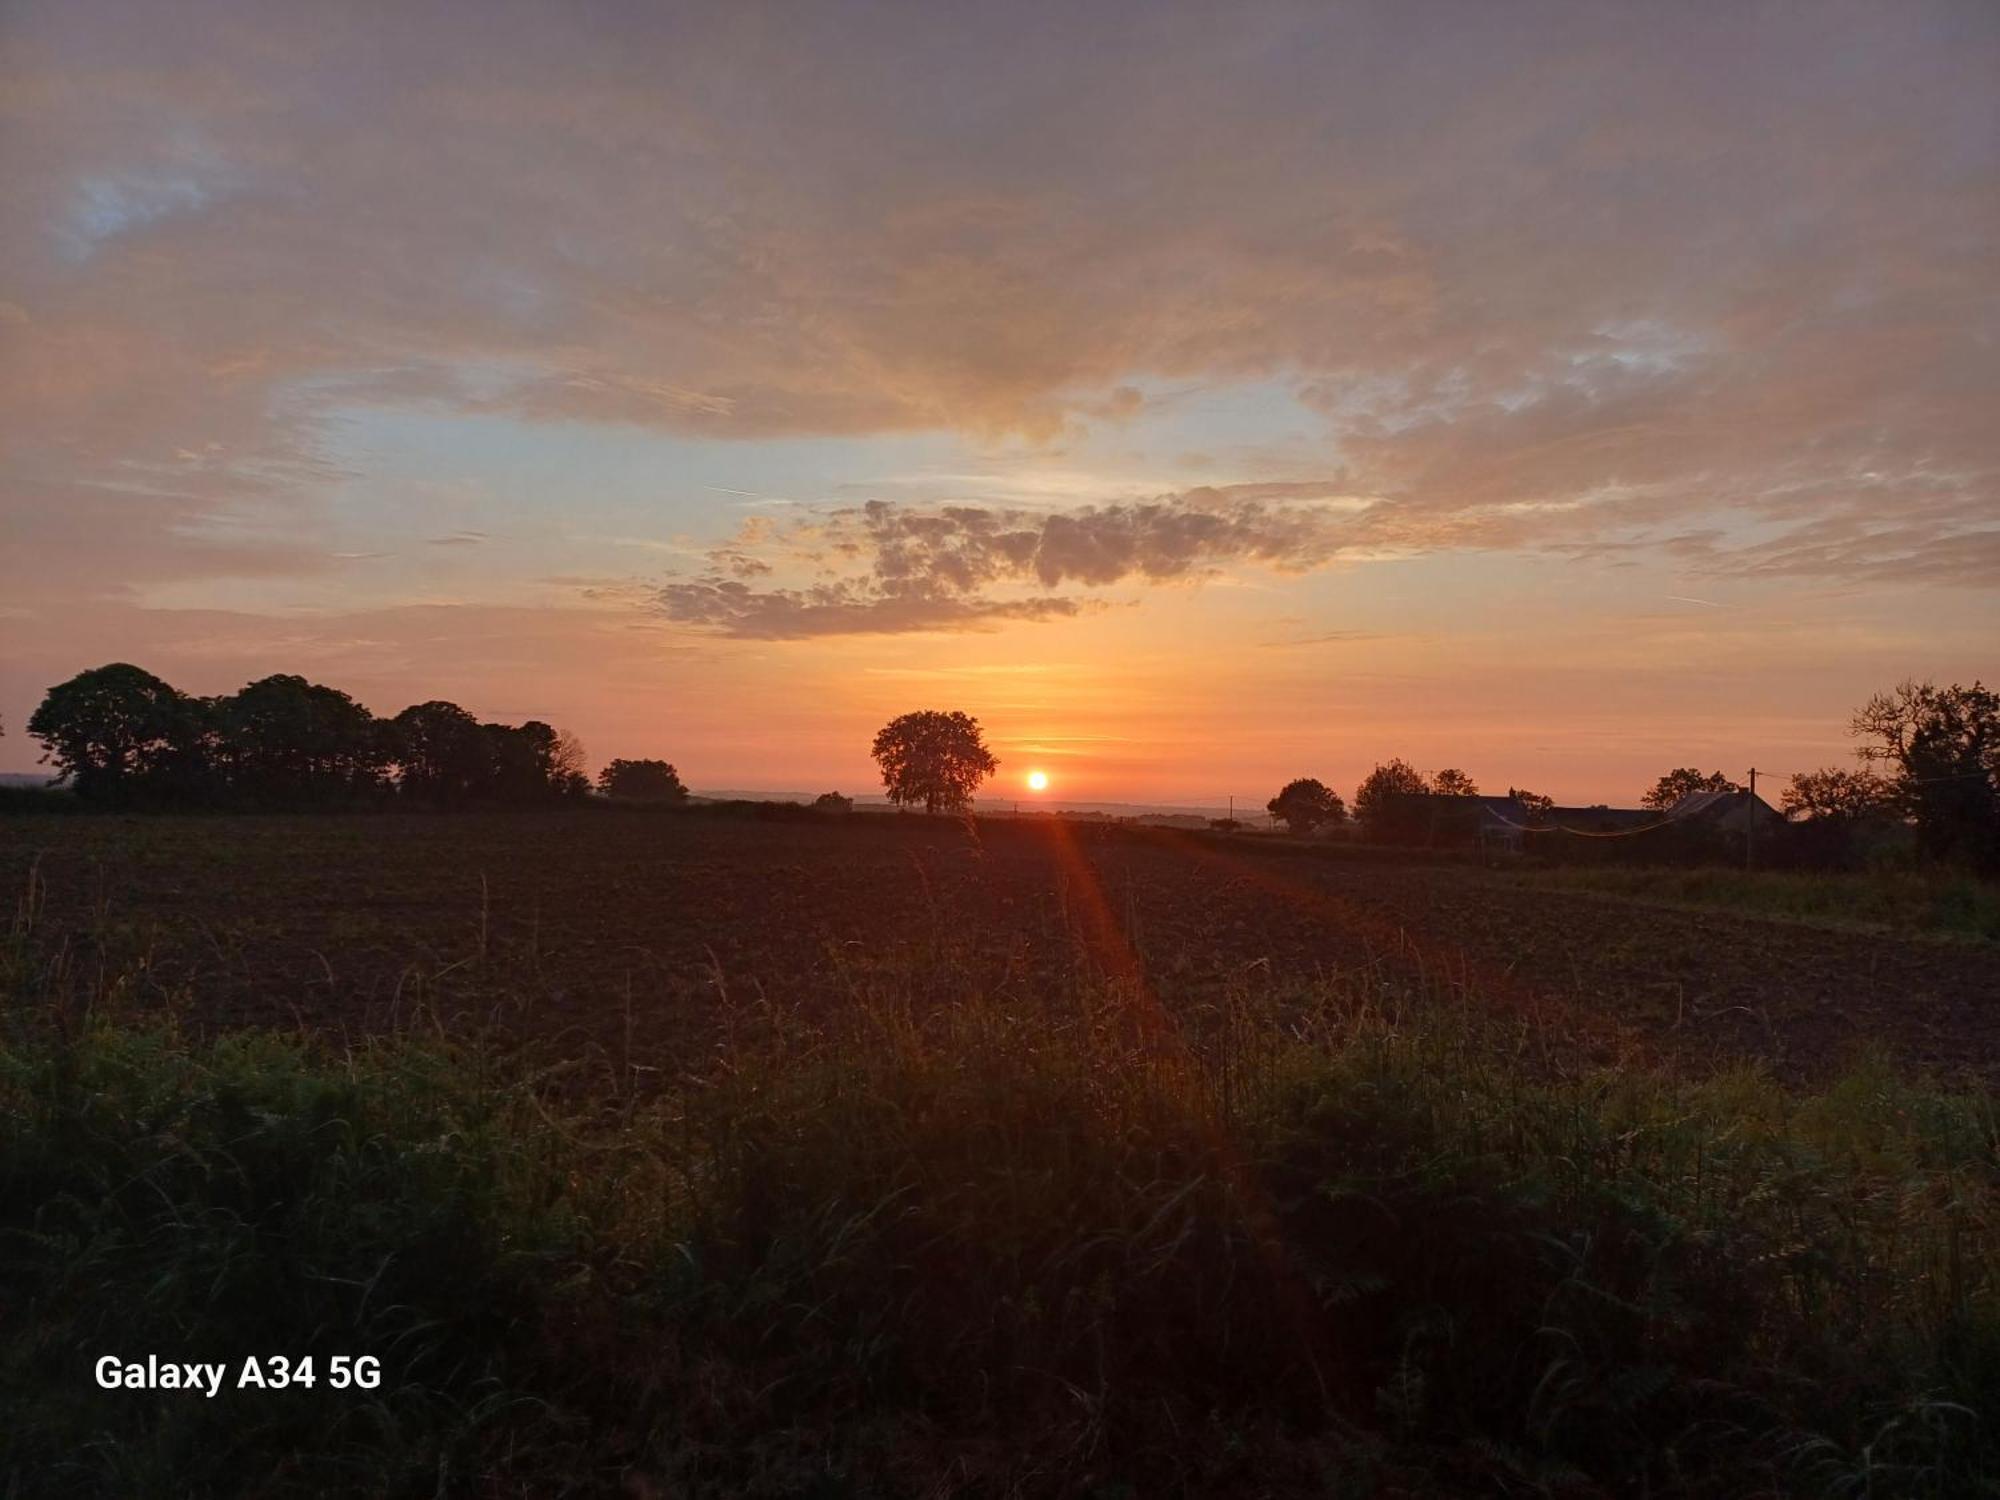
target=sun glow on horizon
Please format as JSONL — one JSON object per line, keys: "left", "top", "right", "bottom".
{"left": 1026, "top": 769, "right": 1050, "bottom": 792}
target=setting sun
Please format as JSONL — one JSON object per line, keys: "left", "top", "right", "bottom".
{"left": 1026, "top": 770, "right": 1049, "bottom": 792}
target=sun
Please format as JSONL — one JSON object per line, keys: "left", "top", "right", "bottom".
{"left": 1026, "top": 770, "right": 1049, "bottom": 792}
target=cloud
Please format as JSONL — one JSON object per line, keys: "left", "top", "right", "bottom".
{"left": 651, "top": 488, "right": 1377, "bottom": 636}
{"left": 653, "top": 576, "right": 1088, "bottom": 639}
{"left": 1, "top": 0, "right": 1995, "bottom": 615}
{"left": 1263, "top": 630, "right": 1383, "bottom": 648}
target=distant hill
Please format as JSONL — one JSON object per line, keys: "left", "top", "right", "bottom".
{"left": 0, "top": 773, "right": 1264, "bottom": 822}
{"left": 692, "top": 789, "right": 1260, "bottom": 823}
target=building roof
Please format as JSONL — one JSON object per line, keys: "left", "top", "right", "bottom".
{"left": 1667, "top": 787, "right": 1781, "bottom": 822}
{"left": 1667, "top": 787, "right": 1738, "bottom": 819}
{"left": 1416, "top": 794, "right": 1658, "bottom": 834}
{"left": 1546, "top": 805, "right": 1658, "bottom": 829}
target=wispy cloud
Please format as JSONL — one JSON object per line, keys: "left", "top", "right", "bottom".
{"left": 1262, "top": 630, "right": 1384, "bottom": 647}
{"left": 2, "top": 0, "right": 1994, "bottom": 621}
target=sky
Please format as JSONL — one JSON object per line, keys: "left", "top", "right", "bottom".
{"left": 2, "top": 0, "right": 1996, "bottom": 807}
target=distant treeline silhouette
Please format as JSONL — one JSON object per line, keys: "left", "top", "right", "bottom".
{"left": 13, "top": 665, "right": 1998, "bottom": 873}
{"left": 1265, "top": 681, "right": 1999, "bottom": 874}
{"left": 19, "top": 663, "right": 686, "bottom": 811}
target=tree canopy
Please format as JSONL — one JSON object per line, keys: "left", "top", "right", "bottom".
{"left": 26, "top": 663, "right": 596, "bottom": 810}
{"left": 1852, "top": 680, "right": 1999, "bottom": 870}
{"left": 598, "top": 759, "right": 689, "bottom": 803}
{"left": 1782, "top": 767, "right": 1893, "bottom": 822}
{"left": 1430, "top": 768, "right": 1479, "bottom": 797}
{"left": 1353, "top": 759, "right": 1429, "bottom": 826}
{"left": 1640, "top": 768, "right": 1740, "bottom": 811}
{"left": 1267, "top": 777, "right": 1344, "bottom": 833}
{"left": 1507, "top": 787, "right": 1555, "bottom": 821}
{"left": 216, "top": 674, "right": 386, "bottom": 805}
{"left": 871, "top": 710, "right": 997, "bottom": 814}
{"left": 26, "top": 663, "right": 210, "bottom": 805}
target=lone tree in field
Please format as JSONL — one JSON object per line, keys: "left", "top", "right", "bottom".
{"left": 1640, "top": 767, "right": 1739, "bottom": 811}
{"left": 1353, "top": 758, "right": 1429, "bottom": 827}
{"left": 812, "top": 791, "right": 853, "bottom": 814}
{"left": 1431, "top": 767, "right": 1479, "bottom": 797}
{"left": 598, "top": 758, "right": 689, "bottom": 803}
{"left": 871, "top": 710, "right": 997, "bottom": 814}
{"left": 1267, "top": 777, "right": 1344, "bottom": 833}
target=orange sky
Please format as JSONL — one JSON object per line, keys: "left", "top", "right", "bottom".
{"left": 3, "top": 3, "right": 1995, "bottom": 807}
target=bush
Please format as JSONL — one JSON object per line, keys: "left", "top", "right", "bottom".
{"left": 6, "top": 972, "right": 1998, "bottom": 1496}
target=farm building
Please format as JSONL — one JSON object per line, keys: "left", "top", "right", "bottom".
{"left": 1371, "top": 792, "right": 1783, "bottom": 858}
{"left": 1370, "top": 793, "right": 1661, "bottom": 851}
{"left": 1664, "top": 786, "right": 1786, "bottom": 835}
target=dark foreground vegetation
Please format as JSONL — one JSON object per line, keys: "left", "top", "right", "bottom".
{"left": 6, "top": 957, "right": 1998, "bottom": 1496}
{"left": 4, "top": 815, "right": 2000, "bottom": 1496}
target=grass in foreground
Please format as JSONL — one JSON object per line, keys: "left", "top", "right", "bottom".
{"left": 1513, "top": 864, "right": 2000, "bottom": 942}
{"left": 4, "top": 940, "right": 1998, "bottom": 1500}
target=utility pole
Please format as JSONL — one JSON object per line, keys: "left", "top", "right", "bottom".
{"left": 1746, "top": 767, "right": 1757, "bottom": 871}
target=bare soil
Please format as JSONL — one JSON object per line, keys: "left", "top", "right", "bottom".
{"left": 6, "top": 811, "right": 1997, "bottom": 1084}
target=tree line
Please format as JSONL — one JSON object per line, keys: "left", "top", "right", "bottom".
{"left": 19, "top": 663, "right": 691, "bottom": 810}
{"left": 1260, "top": 681, "right": 1999, "bottom": 873}
{"left": 15, "top": 668, "right": 1996, "bottom": 871}
{"left": 1265, "top": 762, "right": 1548, "bottom": 834}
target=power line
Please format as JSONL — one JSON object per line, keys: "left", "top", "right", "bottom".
{"left": 1475, "top": 802, "right": 1686, "bottom": 839}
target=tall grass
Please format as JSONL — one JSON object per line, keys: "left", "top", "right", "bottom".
{"left": 4, "top": 880, "right": 1999, "bottom": 1495}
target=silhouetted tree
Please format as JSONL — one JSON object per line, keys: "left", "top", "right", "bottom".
{"left": 27, "top": 663, "right": 213, "bottom": 805}
{"left": 389, "top": 701, "right": 490, "bottom": 805}
{"left": 551, "top": 729, "right": 590, "bottom": 798}
{"left": 871, "top": 710, "right": 998, "bottom": 814}
{"left": 1354, "top": 758, "right": 1428, "bottom": 828}
{"left": 1431, "top": 767, "right": 1479, "bottom": 797}
{"left": 1507, "top": 787, "right": 1555, "bottom": 822}
{"left": 21, "top": 663, "right": 610, "bottom": 813}
{"left": 599, "top": 758, "right": 689, "bottom": 803}
{"left": 213, "top": 674, "right": 387, "bottom": 805}
{"left": 812, "top": 791, "right": 853, "bottom": 814}
{"left": 1640, "top": 767, "right": 1739, "bottom": 811}
{"left": 478, "top": 720, "right": 590, "bottom": 804}
{"left": 1782, "top": 767, "right": 1894, "bottom": 822}
{"left": 482, "top": 720, "right": 547, "bottom": 803}
{"left": 1266, "top": 777, "right": 1344, "bottom": 833}
{"left": 1852, "top": 680, "right": 2000, "bottom": 870}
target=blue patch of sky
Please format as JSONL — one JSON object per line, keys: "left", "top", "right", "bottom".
{"left": 314, "top": 370, "right": 1340, "bottom": 545}
{"left": 59, "top": 134, "right": 241, "bottom": 262}
{"left": 316, "top": 402, "right": 963, "bottom": 548}
{"left": 61, "top": 175, "right": 213, "bottom": 260}
{"left": 1083, "top": 375, "right": 1334, "bottom": 478}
